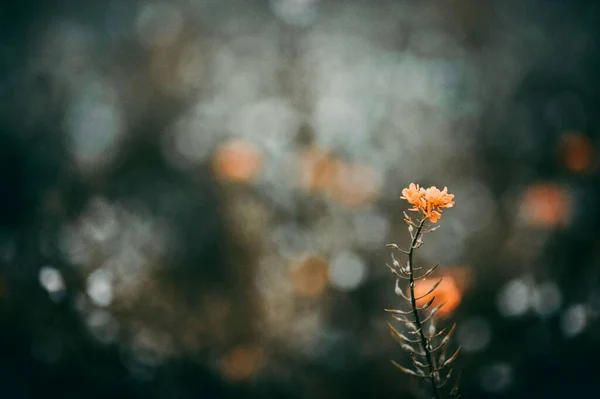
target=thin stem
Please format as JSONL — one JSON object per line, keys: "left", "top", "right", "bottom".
{"left": 408, "top": 218, "right": 441, "bottom": 399}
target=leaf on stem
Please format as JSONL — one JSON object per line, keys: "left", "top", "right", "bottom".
{"left": 421, "top": 302, "right": 447, "bottom": 324}
{"left": 391, "top": 360, "right": 427, "bottom": 378}
{"left": 401, "top": 343, "right": 426, "bottom": 357}
{"left": 385, "top": 243, "right": 410, "bottom": 254}
{"left": 385, "top": 308, "right": 413, "bottom": 315}
{"left": 395, "top": 282, "right": 412, "bottom": 301}
{"left": 418, "top": 296, "right": 436, "bottom": 310}
{"left": 450, "top": 371, "right": 462, "bottom": 397}
{"left": 415, "top": 264, "right": 440, "bottom": 280}
{"left": 392, "top": 314, "right": 415, "bottom": 324}
{"left": 415, "top": 278, "right": 443, "bottom": 300}
{"left": 410, "top": 356, "right": 430, "bottom": 369}
{"left": 387, "top": 263, "right": 410, "bottom": 279}
{"left": 439, "top": 347, "right": 461, "bottom": 370}
{"left": 426, "top": 324, "right": 449, "bottom": 340}
{"left": 437, "top": 368, "right": 453, "bottom": 388}
{"left": 389, "top": 323, "right": 421, "bottom": 344}
{"left": 432, "top": 323, "right": 456, "bottom": 353}
{"left": 404, "top": 321, "right": 420, "bottom": 334}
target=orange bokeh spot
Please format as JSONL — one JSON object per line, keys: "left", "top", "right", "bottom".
{"left": 447, "top": 265, "right": 473, "bottom": 293}
{"left": 213, "top": 139, "right": 263, "bottom": 183}
{"left": 414, "top": 275, "right": 462, "bottom": 318}
{"left": 330, "top": 161, "right": 381, "bottom": 207}
{"left": 559, "top": 131, "right": 593, "bottom": 173}
{"left": 521, "top": 183, "right": 571, "bottom": 227}
{"left": 299, "top": 146, "right": 380, "bottom": 207}
{"left": 220, "top": 345, "right": 264, "bottom": 381}
{"left": 299, "top": 146, "right": 338, "bottom": 193}
{"left": 289, "top": 255, "right": 329, "bottom": 297}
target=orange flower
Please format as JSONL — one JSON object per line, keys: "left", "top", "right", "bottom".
{"left": 424, "top": 186, "right": 454, "bottom": 209}
{"left": 400, "top": 183, "right": 425, "bottom": 211}
{"left": 424, "top": 209, "right": 442, "bottom": 223}
{"left": 400, "top": 183, "right": 455, "bottom": 223}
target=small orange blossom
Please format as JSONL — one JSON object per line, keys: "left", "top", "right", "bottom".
{"left": 400, "top": 183, "right": 455, "bottom": 223}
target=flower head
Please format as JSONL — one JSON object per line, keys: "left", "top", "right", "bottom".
{"left": 400, "top": 183, "right": 455, "bottom": 223}
{"left": 400, "top": 183, "right": 425, "bottom": 211}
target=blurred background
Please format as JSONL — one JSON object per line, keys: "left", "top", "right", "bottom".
{"left": 1, "top": 0, "right": 600, "bottom": 397}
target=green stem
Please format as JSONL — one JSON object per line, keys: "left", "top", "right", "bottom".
{"left": 408, "top": 218, "right": 441, "bottom": 399}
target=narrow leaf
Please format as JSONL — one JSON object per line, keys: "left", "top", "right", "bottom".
{"left": 392, "top": 314, "right": 415, "bottom": 324}
{"left": 418, "top": 296, "right": 436, "bottom": 310}
{"left": 402, "top": 212, "right": 416, "bottom": 225}
{"left": 438, "top": 341, "right": 448, "bottom": 364}
{"left": 404, "top": 321, "right": 420, "bottom": 334}
{"left": 415, "top": 278, "right": 443, "bottom": 300}
{"left": 410, "top": 356, "right": 430, "bottom": 369}
{"left": 440, "top": 347, "right": 461, "bottom": 370}
{"left": 395, "top": 280, "right": 412, "bottom": 301}
{"left": 437, "top": 368, "right": 453, "bottom": 388}
{"left": 421, "top": 302, "right": 447, "bottom": 324}
{"left": 385, "top": 243, "right": 410, "bottom": 254}
{"left": 451, "top": 371, "right": 462, "bottom": 397}
{"left": 386, "top": 263, "right": 408, "bottom": 279}
{"left": 415, "top": 264, "right": 440, "bottom": 280}
{"left": 385, "top": 308, "right": 413, "bottom": 315}
{"left": 401, "top": 343, "right": 425, "bottom": 357}
{"left": 426, "top": 324, "right": 449, "bottom": 340}
{"left": 431, "top": 323, "right": 457, "bottom": 352}
{"left": 440, "top": 323, "right": 457, "bottom": 347}
{"left": 427, "top": 320, "right": 436, "bottom": 337}
{"left": 390, "top": 360, "right": 426, "bottom": 378}
{"left": 422, "top": 225, "right": 440, "bottom": 234}
{"left": 383, "top": 309, "right": 412, "bottom": 315}
{"left": 388, "top": 323, "right": 421, "bottom": 344}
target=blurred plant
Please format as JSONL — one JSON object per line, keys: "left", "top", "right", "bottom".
{"left": 385, "top": 183, "right": 461, "bottom": 399}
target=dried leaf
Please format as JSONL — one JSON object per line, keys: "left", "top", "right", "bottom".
{"left": 390, "top": 360, "right": 426, "bottom": 378}
{"left": 389, "top": 323, "right": 421, "bottom": 344}
{"left": 392, "top": 314, "right": 415, "bottom": 324}
{"left": 427, "top": 320, "right": 436, "bottom": 337}
{"left": 415, "top": 264, "right": 439, "bottom": 280}
{"left": 401, "top": 343, "right": 425, "bottom": 357}
{"left": 410, "top": 356, "right": 429, "bottom": 369}
{"left": 431, "top": 323, "right": 456, "bottom": 352}
{"left": 404, "top": 322, "right": 420, "bottom": 334}
{"left": 426, "top": 324, "right": 449, "bottom": 340}
{"left": 440, "top": 323, "right": 457, "bottom": 347}
{"left": 440, "top": 347, "right": 461, "bottom": 370}
{"left": 386, "top": 263, "right": 408, "bottom": 279}
{"left": 415, "top": 278, "right": 443, "bottom": 300}
{"left": 395, "top": 280, "right": 412, "bottom": 301}
{"left": 385, "top": 308, "right": 413, "bottom": 315}
{"left": 437, "top": 368, "right": 453, "bottom": 388}
{"left": 451, "top": 371, "right": 462, "bottom": 397}
{"left": 402, "top": 212, "right": 416, "bottom": 225}
{"left": 385, "top": 243, "right": 410, "bottom": 254}
{"left": 419, "top": 296, "right": 436, "bottom": 310}
{"left": 439, "top": 341, "right": 448, "bottom": 364}
{"left": 423, "top": 225, "right": 440, "bottom": 234}
{"left": 421, "top": 302, "right": 447, "bottom": 324}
